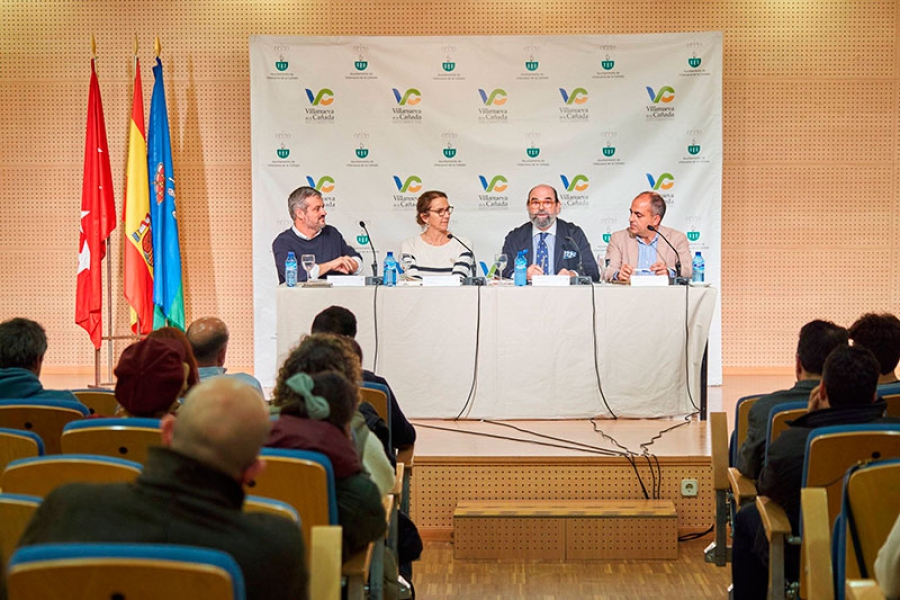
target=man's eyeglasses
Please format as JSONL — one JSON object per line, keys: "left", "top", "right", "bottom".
{"left": 529, "top": 200, "right": 556, "bottom": 209}
{"left": 428, "top": 206, "right": 454, "bottom": 216}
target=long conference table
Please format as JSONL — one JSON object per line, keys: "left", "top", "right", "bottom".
{"left": 276, "top": 284, "right": 717, "bottom": 420}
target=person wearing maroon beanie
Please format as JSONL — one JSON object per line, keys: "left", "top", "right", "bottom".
{"left": 115, "top": 338, "right": 189, "bottom": 418}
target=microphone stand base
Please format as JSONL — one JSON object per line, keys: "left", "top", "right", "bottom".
{"left": 365, "top": 276, "right": 382, "bottom": 286}
{"left": 570, "top": 276, "right": 593, "bottom": 286}
{"left": 463, "top": 277, "right": 486, "bottom": 286}
{"left": 670, "top": 276, "right": 690, "bottom": 286}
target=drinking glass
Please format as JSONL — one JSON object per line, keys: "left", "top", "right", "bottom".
{"left": 494, "top": 253, "right": 508, "bottom": 282}
{"left": 300, "top": 254, "right": 316, "bottom": 282}
{"left": 400, "top": 254, "right": 414, "bottom": 281}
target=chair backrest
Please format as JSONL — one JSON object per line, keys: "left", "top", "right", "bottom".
{"left": 883, "top": 393, "right": 900, "bottom": 417}
{"left": 710, "top": 412, "right": 729, "bottom": 491}
{"left": 70, "top": 389, "right": 119, "bottom": 417}
{"left": 0, "top": 493, "right": 41, "bottom": 570}
{"left": 244, "top": 495, "right": 301, "bottom": 525}
{"left": 0, "top": 427, "right": 44, "bottom": 475}
{"left": 6, "top": 543, "right": 245, "bottom": 600}
{"left": 803, "top": 424, "right": 900, "bottom": 525}
{"left": 359, "top": 386, "right": 390, "bottom": 424}
{"left": 0, "top": 400, "right": 89, "bottom": 455}
{"left": 60, "top": 418, "right": 162, "bottom": 464}
{"left": 763, "top": 401, "right": 808, "bottom": 464}
{"left": 2, "top": 454, "right": 142, "bottom": 498}
{"left": 248, "top": 449, "right": 337, "bottom": 552}
{"left": 731, "top": 394, "right": 762, "bottom": 465}
{"left": 834, "top": 458, "right": 900, "bottom": 598}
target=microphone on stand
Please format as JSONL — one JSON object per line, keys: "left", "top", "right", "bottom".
{"left": 564, "top": 231, "right": 592, "bottom": 285}
{"left": 447, "top": 233, "right": 485, "bottom": 286}
{"left": 358, "top": 220, "right": 381, "bottom": 285}
{"left": 647, "top": 224, "right": 686, "bottom": 285}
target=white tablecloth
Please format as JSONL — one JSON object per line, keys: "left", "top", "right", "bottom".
{"left": 275, "top": 284, "right": 717, "bottom": 419}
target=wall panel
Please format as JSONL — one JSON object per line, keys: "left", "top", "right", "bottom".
{"left": 1, "top": 0, "right": 898, "bottom": 372}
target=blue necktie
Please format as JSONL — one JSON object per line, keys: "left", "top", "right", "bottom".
{"left": 536, "top": 232, "right": 549, "bottom": 274}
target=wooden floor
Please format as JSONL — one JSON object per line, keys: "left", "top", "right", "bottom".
{"left": 415, "top": 537, "right": 730, "bottom": 599}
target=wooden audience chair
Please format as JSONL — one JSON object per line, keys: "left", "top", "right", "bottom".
{"left": 6, "top": 543, "right": 245, "bottom": 600}
{"left": 360, "top": 385, "right": 391, "bottom": 450}
{"left": 244, "top": 494, "right": 301, "bottom": 525}
{"left": 0, "top": 493, "right": 41, "bottom": 569}
{"left": 883, "top": 394, "right": 900, "bottom": 418}
{"left": 70, "top": 389, "right": 119, "bottom": 417}
{"left": 1, "top": 454, "right": 142, "bottom": 498}
{"left": 0, "top": 399, "right": 89, "bottom": 454}
{"left": 0, "top": 427, "right": 44, "bottom": 476}
{"left": 61, "top": 417, "right": 162, "bottom": 464}
{"left": 757, "top": 424, "right": 900, "bottom": 599}
{"left": 832, "top": 458, "right": 900, "bottom": 600}
{"left": 726, "top": 395, "right": 763, "bottom": 512}
{"left": 763, "top": 401, "right": 808, "bottom": 466}
{"left": 247, "top": 448, "right": 376, "bottom": 600}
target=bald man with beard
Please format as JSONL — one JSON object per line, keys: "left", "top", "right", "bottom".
{"left": 15, "top": 378, "right": 307, "bottom": 600}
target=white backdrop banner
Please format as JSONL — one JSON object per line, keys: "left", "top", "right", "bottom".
{"left": 251, "top": 33, "right": 723, "bottom": 390}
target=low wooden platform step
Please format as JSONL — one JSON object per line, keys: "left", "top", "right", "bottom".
{"left": 453, "top": 500, "right": 678, "bottom": 560}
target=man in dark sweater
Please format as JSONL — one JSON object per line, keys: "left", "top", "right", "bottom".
{"left": 272, "top": 185, "right": 362, "bottom": 283}
{"left": 732, "top": 345, "right": 892, "bottom": 600}
{"left": 15, "top": 377, "right": 308, "bottom": 600}
{"left": 736, "top": 319, "right": 848, "bottom": 479}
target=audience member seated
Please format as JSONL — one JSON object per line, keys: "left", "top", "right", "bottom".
{"left": 186, "top": 316, "right": 265, "bottom": 398}
{"left": 0, "top": 317, "right": 78, "bottom": 402}
{"left": 115, "top": 338, "right": 189, "bottom": 418}
{"left": 14, "top": 377, "right": 307, "bottom": 600}
{"left": 736, "top": 319, "right": 848, "bottom": 480}
{"left": 875, "top": 512, "right": 900, "bottom": 599}
{"left": 268, "top": 346, "right": 386, "bottom": 557}
{"left": 850, "top": 312, "right": 900, "bottom": 398}
{"left": 271, "top": 333, "right": 394, "bottom": 496}
{"left": 311, "top": 305, "right": 417, "bottom": 453}
{"left": 732, "top": 345, "right": 892, "bottom": 600}
{"left": 147, "top": 326, "right": 201, "bottom": 392}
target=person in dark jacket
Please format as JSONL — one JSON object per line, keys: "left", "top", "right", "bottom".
{"left": 0, "top": 317, "right": 77, "bottom": 402}
{"left": 732, "top": 344, "right": 894, "bottom": 600}
{"left": 14, "top": 377, "right": 308, "bottom": 600}
{"left": 736, "top": 319, "right": 848, "bottom": 479}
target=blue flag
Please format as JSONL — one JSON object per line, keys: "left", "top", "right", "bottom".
{"left": 147, "top": 57, "right": 185, "bottom": 331}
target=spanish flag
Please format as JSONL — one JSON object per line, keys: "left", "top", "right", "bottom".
{"left": 122, "top": 56, "right": 154, "bottom": 334}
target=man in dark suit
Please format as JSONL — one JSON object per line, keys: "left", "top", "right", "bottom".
{"left": 500, "top": 184, "right": 599, "bottom": 281}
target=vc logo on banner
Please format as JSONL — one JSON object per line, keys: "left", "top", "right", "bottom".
{"left": 478, "top": 88, "right": 508, "bottom": 106}
{"left": 645, "top": 86, "right": 675, "bottom": 103}
{"left": 393, "top": 175, "right": 422, "bottom": 193}
{"left": 560, "top": 174, "right": 589, "bottom": 192}
{"left": 305, "top": 88, "right": 334, "bottom": 106}
{"left": 392, "top": 88, "right": 422, "bottom": 105}
{"left": 646, "top": 172, "right": 674, "bottom": 191}
{"left": 306, "top": 176, "right": 335, "bottom": 193}
{"left": 559, "top": 88, "right": 588, "bottom": 105}
{"left": 479, "top": 175, "right": 508, "bottom": 192}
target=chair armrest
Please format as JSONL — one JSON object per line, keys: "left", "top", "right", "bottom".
{"left": 310, "top": 525, "right": 342, "bottom": 600}
{"left": 728, "top": 467, "right": 758, "bottom": 507}
{"left": 756, "top": 496, "right": 792, "bottom": 542}
{"left": 396, "top": 444, "right": 414, "bottom": 470}
{"left": 801, "top": 488, "right": 833, "bottom": 600}
{"left": 846, "top": 580, "right": 886, "bottom": 600}
{"left": 342, "top": 542, "right": 375, "bottom": 600}
{"left": 391, "top": 463, "right": 404, "bottom": 496}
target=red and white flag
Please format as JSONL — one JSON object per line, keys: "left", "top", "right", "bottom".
{"left": 75, "top": 58, "right": 117, "bottom": 349}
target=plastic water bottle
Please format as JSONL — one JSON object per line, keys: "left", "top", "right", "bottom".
{"left": 285, "top": 252, "right": 298, "bottom": 287}
{"left": 692, "top": 251, "right": 705, "bottom": 283}
{"left": 383, "top": 251, "right": 398, "bottom": 287}
{"left": 514, "top": 250, "right": 527, "bottom": 287}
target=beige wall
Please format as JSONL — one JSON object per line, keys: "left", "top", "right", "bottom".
{"left": 2, "top": 0, "right": 898, "bottom": 374}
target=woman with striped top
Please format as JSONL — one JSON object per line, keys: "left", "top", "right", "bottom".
{"left": 400, "top": 190, "right": 474, "bottom": 279}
